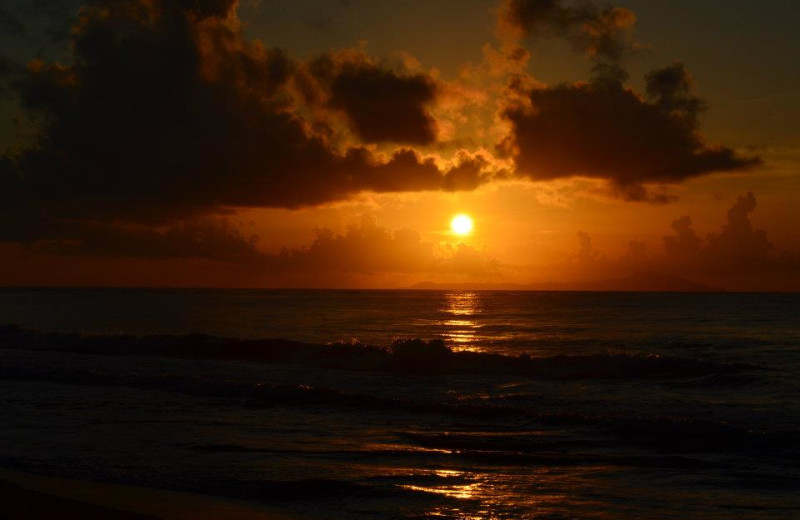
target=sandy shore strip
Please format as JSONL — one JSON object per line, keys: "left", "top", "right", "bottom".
{"left": 0, "top": 468, "right": 299, "bottom": 520}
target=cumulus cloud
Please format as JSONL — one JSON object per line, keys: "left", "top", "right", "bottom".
{"left": 572, "top": 193, "right": 799, "bottom": 289}
{"left": 0, "top": 0, "right": 495, "bottom": 258}
{"left": 493, "top": 1, "right": 760, "bottom": 202}
{"left": 3, "top": 0, "right": 473, "bottom": 218}
{"left": 499, "top": 63, "right": 759, "bottom": 201}
{"left": 298, "top": 50, "right": 440, "bottom": 145}
{"left": 273, "top": 217, "right": 499, "bottom": 275}
{"left": 663, "top": 215, "right": 703, "bottom": 265}
{"left": 663, "top": 192, "right": 785, "bottom": 276}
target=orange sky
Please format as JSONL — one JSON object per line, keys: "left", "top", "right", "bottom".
{"left": 0, "top": 0, "right": 798, "bottom": 291}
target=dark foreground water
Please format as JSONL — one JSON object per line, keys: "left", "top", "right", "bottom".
{"left": 1, "top": 288, "right": 799, "bottom": 519}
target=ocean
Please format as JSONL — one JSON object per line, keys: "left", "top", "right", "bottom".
{"left": 1, "top": 288, "right": 798, "bottom": 518}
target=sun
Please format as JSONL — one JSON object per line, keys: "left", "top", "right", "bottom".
{"left": 450, "top": 214, "right": 474, "bottom": 236}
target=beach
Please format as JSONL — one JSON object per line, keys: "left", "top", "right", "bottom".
{"left": 0, "top": 469, "right": 295, "bottom": 520}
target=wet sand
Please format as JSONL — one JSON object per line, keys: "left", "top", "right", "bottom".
{"left": 0, "top": 469, "right": 297, "bottom": 520}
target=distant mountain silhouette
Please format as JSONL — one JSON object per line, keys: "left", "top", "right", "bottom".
{"left": 410, "top": 271, "right": 722, "bottom": 292}
{"left": 578, "top": 271, "right": 722, "bottom": 292}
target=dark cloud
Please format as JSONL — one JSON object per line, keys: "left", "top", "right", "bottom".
{"left": 299, "top": 52, "right": 439, "bottom": 145}
{"left": 32, "top": 219, "right": 267, "bottom": 263}
{"left": 0, "top": 0, "right": 84, "bottom": 45}
{"left": 0, "top": 0, "right": 492, "bottom": 258}
{"left": 496, "top": 2, "right": 759, "bottom": 201}
{"left": 499, "top": 0, "right": 637, "bottom": 63}
{"left": 500, "top": 63, "right": 760, "bottom": 201}
{"left": 609, "top": 183, "right": 678, "bottom": 204}
{"left": 645, "top": 62, "right": 706, "bottom": 123}
{"left": 0, "top": 5, "right": 26, "bottom": 37}
{"left": 5, "top": 207, "right": 500, "bottom": 276}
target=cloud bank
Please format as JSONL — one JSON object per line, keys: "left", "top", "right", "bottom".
{"left": 272, "top": 217, "right": 498, "bottom": 276}
{"left": 0, "top": 0, "right": 492, "bottom": 257}
{"left": 574, "top": 193, "right": 800, "bottom": 290}
{"left": 0, "top": 0, "right": 765, "bottom": 264}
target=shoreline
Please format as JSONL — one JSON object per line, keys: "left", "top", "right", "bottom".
{"left": 0, "top": 468, "right": 298, "bottom": 520}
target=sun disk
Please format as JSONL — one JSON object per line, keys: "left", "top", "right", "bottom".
{"left": 451, "top": 214, "right": 474, "bottom": 236}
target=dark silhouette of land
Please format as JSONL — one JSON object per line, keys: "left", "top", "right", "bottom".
{"left": 411, "top": 271, "right": 722, "bottom": 292}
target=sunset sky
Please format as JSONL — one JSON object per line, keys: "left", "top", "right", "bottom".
{"left": 1, "top": 0, "right": 798, "bottom": 290}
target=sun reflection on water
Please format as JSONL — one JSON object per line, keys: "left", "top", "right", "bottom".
{"left": 440, "top": 292, "right": 484, "bottom": 352}
{"left": 400, "top": 468, "right": 483, "bottom": 507}
{"left": 396, "top": 465, "right": 615, "bottom": 520}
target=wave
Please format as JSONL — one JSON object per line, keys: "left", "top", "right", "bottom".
{"left": 182, "top": 443, "right": 724, "bottom": 472}
{"left": 405, "top": 417, "right": 800, "bottom": 457}
{"left": 0, "top": 324, "right": 762, "bottom": 380}
{"left": 3, "top": 361, "right": 795, "bottom": 458}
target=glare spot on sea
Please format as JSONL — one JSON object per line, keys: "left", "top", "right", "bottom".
{"left": 440, "top": 292, "right": 485, "bottom": 352}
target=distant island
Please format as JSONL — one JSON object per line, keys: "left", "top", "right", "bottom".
{"left": 410, "top": 271, "right": 723, "bottom": 292}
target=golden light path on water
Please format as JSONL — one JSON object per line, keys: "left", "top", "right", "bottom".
{"left": 423, "top": 293, "right": 578, "bottom": 517}
{"left": 440, "top": 292, "right": 483, "bottom": 352}
{"left": 395, "top": 466, "right": 619, "bottom": 519}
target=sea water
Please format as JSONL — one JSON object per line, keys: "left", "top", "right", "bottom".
{"left": 1, "top": 288, "right": 798, "bottom": 518}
